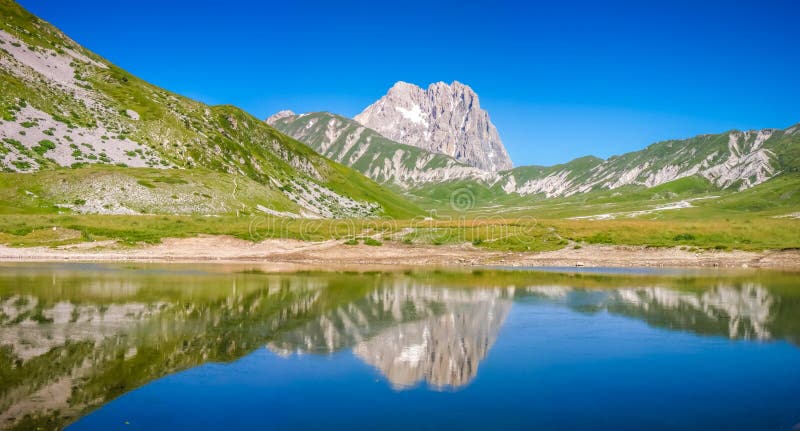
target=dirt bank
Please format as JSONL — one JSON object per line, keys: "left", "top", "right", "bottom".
{"left": 0, "top": 235, "right": 798, "bottom": 270}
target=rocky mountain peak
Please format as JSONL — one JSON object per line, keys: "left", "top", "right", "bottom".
{"left": 265, "top": 110, "right": 296, "bottom": 125}
{"left": 354, "top": 81, "right": 512, "bottom": 171}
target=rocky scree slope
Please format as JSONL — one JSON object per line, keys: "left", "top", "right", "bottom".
{"left": 0, "top": 0, "right": 418, "bottom": 218}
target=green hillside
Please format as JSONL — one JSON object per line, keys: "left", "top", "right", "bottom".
{"left": 0, "top": 0, "right": 420, "bottom": 219}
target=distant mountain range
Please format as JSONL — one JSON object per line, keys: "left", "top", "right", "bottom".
{"left": 270, "top": 82, "right": 799, "bottom": 199}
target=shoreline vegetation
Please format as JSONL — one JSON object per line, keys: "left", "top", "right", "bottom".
{"left": 2, "top": 188, "right": 798, "bottom": 269}
{"left": 2, "top": 212, "right": 799, "bottom": 250}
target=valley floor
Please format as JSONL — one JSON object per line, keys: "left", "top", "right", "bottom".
{"left": 1, "top": 235, "right": 798, "bottom": 270}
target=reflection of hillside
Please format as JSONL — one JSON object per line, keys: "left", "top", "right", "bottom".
{"left": 0, "top": 296, "right": 162, "bottom": 360}
{"left": 0, "top": 274, "right": 331, "bottom": 431}
{"left": 611, "top": 284, "right": 774, "bottom": 340}
{"left": 524, "top": 283, "right": 787, "bottom": 342}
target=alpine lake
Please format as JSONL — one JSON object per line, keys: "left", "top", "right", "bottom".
{"left": 1, "top": 263, "right": 799, "bottom": 430}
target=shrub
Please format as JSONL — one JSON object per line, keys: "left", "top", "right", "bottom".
{"left": 363, "top": 238, "right": 382, "bottom": 246}
{"left": 33, "top": 140, "right": 55, "bottom": 155}
{"left": 12, "top": 160, "right": 31, "bottom": 170}
{"left": 586, "top": 232, "right": 614, "bottom": 244}
{"left": 673, "top": 233, "right": 696, "bottom": 241}
{"left": 343, "top": 239, "right": 359, "bottom": 245}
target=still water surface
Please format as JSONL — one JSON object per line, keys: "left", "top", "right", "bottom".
{"left": 1, "top": 263, "right": 799, "bottom": 430}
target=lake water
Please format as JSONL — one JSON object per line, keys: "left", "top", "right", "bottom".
{"left": 1, "top": 263, "right": 799, "bottom": 430}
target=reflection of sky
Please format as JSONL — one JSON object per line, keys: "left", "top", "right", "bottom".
{"left": 69, "top": 301, "right": 800, "bottom": 431}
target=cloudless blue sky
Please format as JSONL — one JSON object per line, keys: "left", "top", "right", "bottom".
{"left": 16, "top": 0, "right": 800, "bottom": 166}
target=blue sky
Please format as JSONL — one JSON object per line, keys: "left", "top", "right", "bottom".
{"left": 17, "top": 0, "right": 800, "bottom": 167}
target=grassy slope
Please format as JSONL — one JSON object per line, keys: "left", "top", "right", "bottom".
{"left": 0, "top": 166, "right": 299, "bottom": 215}
{"left": 0, "top": 0, "right": 421, "bottom": 219}
{"left": 504, "top": 155, "right": 604, "bottom": 185}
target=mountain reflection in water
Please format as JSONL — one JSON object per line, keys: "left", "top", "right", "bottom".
{"left": 0, "top": 264, "right": 798, "bottom": 430}
{"left": 268, "top": 286, "right": 513, "bottom": 389}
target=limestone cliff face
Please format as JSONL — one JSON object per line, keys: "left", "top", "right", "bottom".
{"left": 354, "top": 81, "right": 512, "bottom": 172}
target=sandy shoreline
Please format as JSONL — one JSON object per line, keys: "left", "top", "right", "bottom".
{"left": 0, "top": 235, "right": 798, "bottom": 270}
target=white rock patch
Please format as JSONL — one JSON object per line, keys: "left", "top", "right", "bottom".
{"left": 0, "top": 106, "right": 166, "bottom": 171}
{"left": 0, "top": 30, "right": 100, "bottom": 108}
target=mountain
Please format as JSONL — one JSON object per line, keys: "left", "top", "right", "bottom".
{"left": 274, "top": 105, "right": 799, "bottom": 203}
{"left": 354, "top": 81, "right": 512, "bottom": 171}
{"left": 0, "top": 0, "right": 419, "bottom": 219}
{"left": 268, "top": 111, "right": 493, "bottom": 188}
{"left": 499, "top": 125, "right": 800, "bottom": 198}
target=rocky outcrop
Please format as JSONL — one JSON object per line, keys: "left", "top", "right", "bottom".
{"left": 265, "top": 110, "right": 295, "bottom": 125}
{"left": 354, "top": 81, "right": 512, "bottom": 172}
